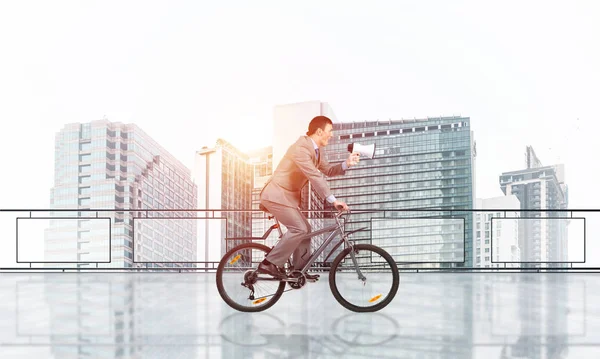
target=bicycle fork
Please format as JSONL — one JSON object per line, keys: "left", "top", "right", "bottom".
{"left": 346, "top": 239, "right": 367, "bottom": 283}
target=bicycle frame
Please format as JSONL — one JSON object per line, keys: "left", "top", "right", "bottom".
{"left": 216, "top": 210, "right": 399, "bottom": 312}
{"left": 269, "top": 211, "right": 368, "bottom": 280}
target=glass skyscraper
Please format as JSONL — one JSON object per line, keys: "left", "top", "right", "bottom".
{"left": 46, "top": 120, "right": 198, "bottom": 268}
{"left": 326, "top": 117, "right": 476, "bottom": 268}
{"left": 499, "top": 146, "right": 568, "bottom": 268}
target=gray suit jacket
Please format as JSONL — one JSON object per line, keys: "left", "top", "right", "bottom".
{"left": 261, "top": 136, "right": 346, "bottom": 208}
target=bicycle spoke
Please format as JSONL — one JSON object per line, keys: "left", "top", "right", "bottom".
{"left": 216, "top": 243, "right": 286, "bottom": 312}
{"left": 329, "top": 244, "right": 399, "bottom": 312}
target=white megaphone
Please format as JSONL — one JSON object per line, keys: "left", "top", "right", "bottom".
{"left": 347, "top": 143, "right": 376, "bottom": 159}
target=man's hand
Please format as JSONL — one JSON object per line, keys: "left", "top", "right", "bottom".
{"left": 345, "top": 152, "right": 360, "bottom": 167}
{"left": 333, "top": 200, "right": 349, "bottom": 212}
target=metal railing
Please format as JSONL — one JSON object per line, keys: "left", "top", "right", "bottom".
{"left": 0, "top": 207, "right": 595, "bottom": 272}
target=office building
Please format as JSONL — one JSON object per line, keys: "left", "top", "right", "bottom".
{"left": 475, "top": 196, "right": 520, "bottom": 268}
{"left": 326, "top": 117, "right": 477, "bottom": 268}
{"left": 194, "top": 139, "right": 253, "bottom": 261}
{"left": 499, "top": 146, "right": 568, "bottom": 267}
{"left": 45, "top": 120, "right": 197, "bottom": 268}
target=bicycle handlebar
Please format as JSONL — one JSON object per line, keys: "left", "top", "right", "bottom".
{"left": 334, "top": 208, "right": 349, "bottom": 218}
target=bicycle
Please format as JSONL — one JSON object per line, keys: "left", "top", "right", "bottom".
{"left": 216, "top": 209, "right": 399, "bottom": 313}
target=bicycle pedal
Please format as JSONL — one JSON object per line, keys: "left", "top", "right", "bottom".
{"left": 306, "top": 277, "right": 319, "bottom": 283}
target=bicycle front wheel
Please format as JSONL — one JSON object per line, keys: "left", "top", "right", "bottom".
{"left": 216, "top": 242, "right": 286, "bottom": 312}
{"left": 329, "top": 244, "right": 399, "bottom": 312}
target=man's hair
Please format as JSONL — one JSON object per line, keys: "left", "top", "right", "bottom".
{"left": 306, "top": 116, "right": 333, "bottom": 136}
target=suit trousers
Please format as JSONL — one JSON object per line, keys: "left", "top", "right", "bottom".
{"left": 261, "top": 199, "right": 312, "bottom": 269}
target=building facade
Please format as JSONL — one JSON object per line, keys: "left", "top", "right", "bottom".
{"left": 45, "top": 120, "right": 197, "bottom": 268}
{"left": 475, "top": 196, "right": 521, "bottom": 268}
{"left": 326, "top": 117, "right": 477, "bottom": 268}
{"left": 194, "top": 139, "right": 254, "bottom": 261}
{"left": 499, "top": 146, "right": 569, "bottom": 268}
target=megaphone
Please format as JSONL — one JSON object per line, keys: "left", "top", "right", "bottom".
{"left": 347, "top": 143, "right": 376, "bottom": 159}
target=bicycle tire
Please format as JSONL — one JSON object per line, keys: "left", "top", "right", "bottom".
{"left": 216, "top": 242, "right": 286, "bottom": 312}
{"left": 329, "top": 244, "right": 399, "bottom": 312}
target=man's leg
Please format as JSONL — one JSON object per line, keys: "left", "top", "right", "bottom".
{"left": 261, "top": 200, "right": 311, "bottom": 268}
{"left": 291, "top": 235, "right": 312, "bottom": 270}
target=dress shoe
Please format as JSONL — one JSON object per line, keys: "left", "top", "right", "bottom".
{"left": 257, "top": 260, "right": 286, "bottom": 279}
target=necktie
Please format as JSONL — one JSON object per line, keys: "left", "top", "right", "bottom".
{"left": 315, "top": 148, "right": 319, "bottom": 162}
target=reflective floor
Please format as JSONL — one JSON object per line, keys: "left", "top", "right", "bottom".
{"left": 0, "top": 272, "right": 598, "bottom": 358}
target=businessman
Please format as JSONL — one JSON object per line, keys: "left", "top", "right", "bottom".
{"left": 258, "top": 115, "right": 360, "bottom": 279}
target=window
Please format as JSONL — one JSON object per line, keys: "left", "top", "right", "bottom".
{"left": 79, "top": 142, "right": 91, "bottom": 152}
{"left": 79, "top": 154, "right": 91, "bottom": 162}
{"left": 78, "top": 198, "right": 90, "bottom": 207}
{"left": 79, "top": 164, "right": 91, "bottom": 173}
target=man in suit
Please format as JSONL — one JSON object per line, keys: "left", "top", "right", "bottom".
{"left": 258, "top": 115, "right": 360, "bottom": 279}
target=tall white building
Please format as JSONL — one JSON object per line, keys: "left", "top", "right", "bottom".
{"left": 499, "top": 146, "right": 569, "bottom": 268}
{"left": 475, "top": 196, "right": 520, "bottom": 268}
{"left": 193, "top": 139, "right": 253, "bottom": 262}
{"left": 46, "top": 120, "right": 197, "bottom": 268}
{"left": 272, "top": 101, "right": 337, "bottom": 169}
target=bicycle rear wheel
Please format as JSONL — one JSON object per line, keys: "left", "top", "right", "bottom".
{"left": 216, "top": 242, "right": 286, "bottom": 312}
{"left": 329, "top": 244, "right": 399, "bottom": 312}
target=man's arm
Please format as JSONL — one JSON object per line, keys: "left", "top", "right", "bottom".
{"left": 318, "top": 153, "right": 346, "bottom": 177}
{"left": 317, "top": 151, "right": 360, "bottom": 203}
{"left": 318, "top": 151, "right": 360, "bottom": 177}
{"left": 292, "top": 145, "right": 337, "bottom": 202}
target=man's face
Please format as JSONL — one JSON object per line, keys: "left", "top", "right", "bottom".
{"left": 316, "top": 124, "right": 333, "bottom": 147}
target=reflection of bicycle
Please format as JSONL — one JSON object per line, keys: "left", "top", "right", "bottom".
{"left": 219, "top": 311, "right": 399, "bottom": 357}
{"left": 216, "top": 210, "right": 399, "bottom": 312}
{"left": 331, "top": 312, "right": 399, "bottom": 347}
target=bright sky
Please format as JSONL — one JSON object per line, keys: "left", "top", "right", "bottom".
{"left": 1, "top": 1, "right": 599, "bottom": 266}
